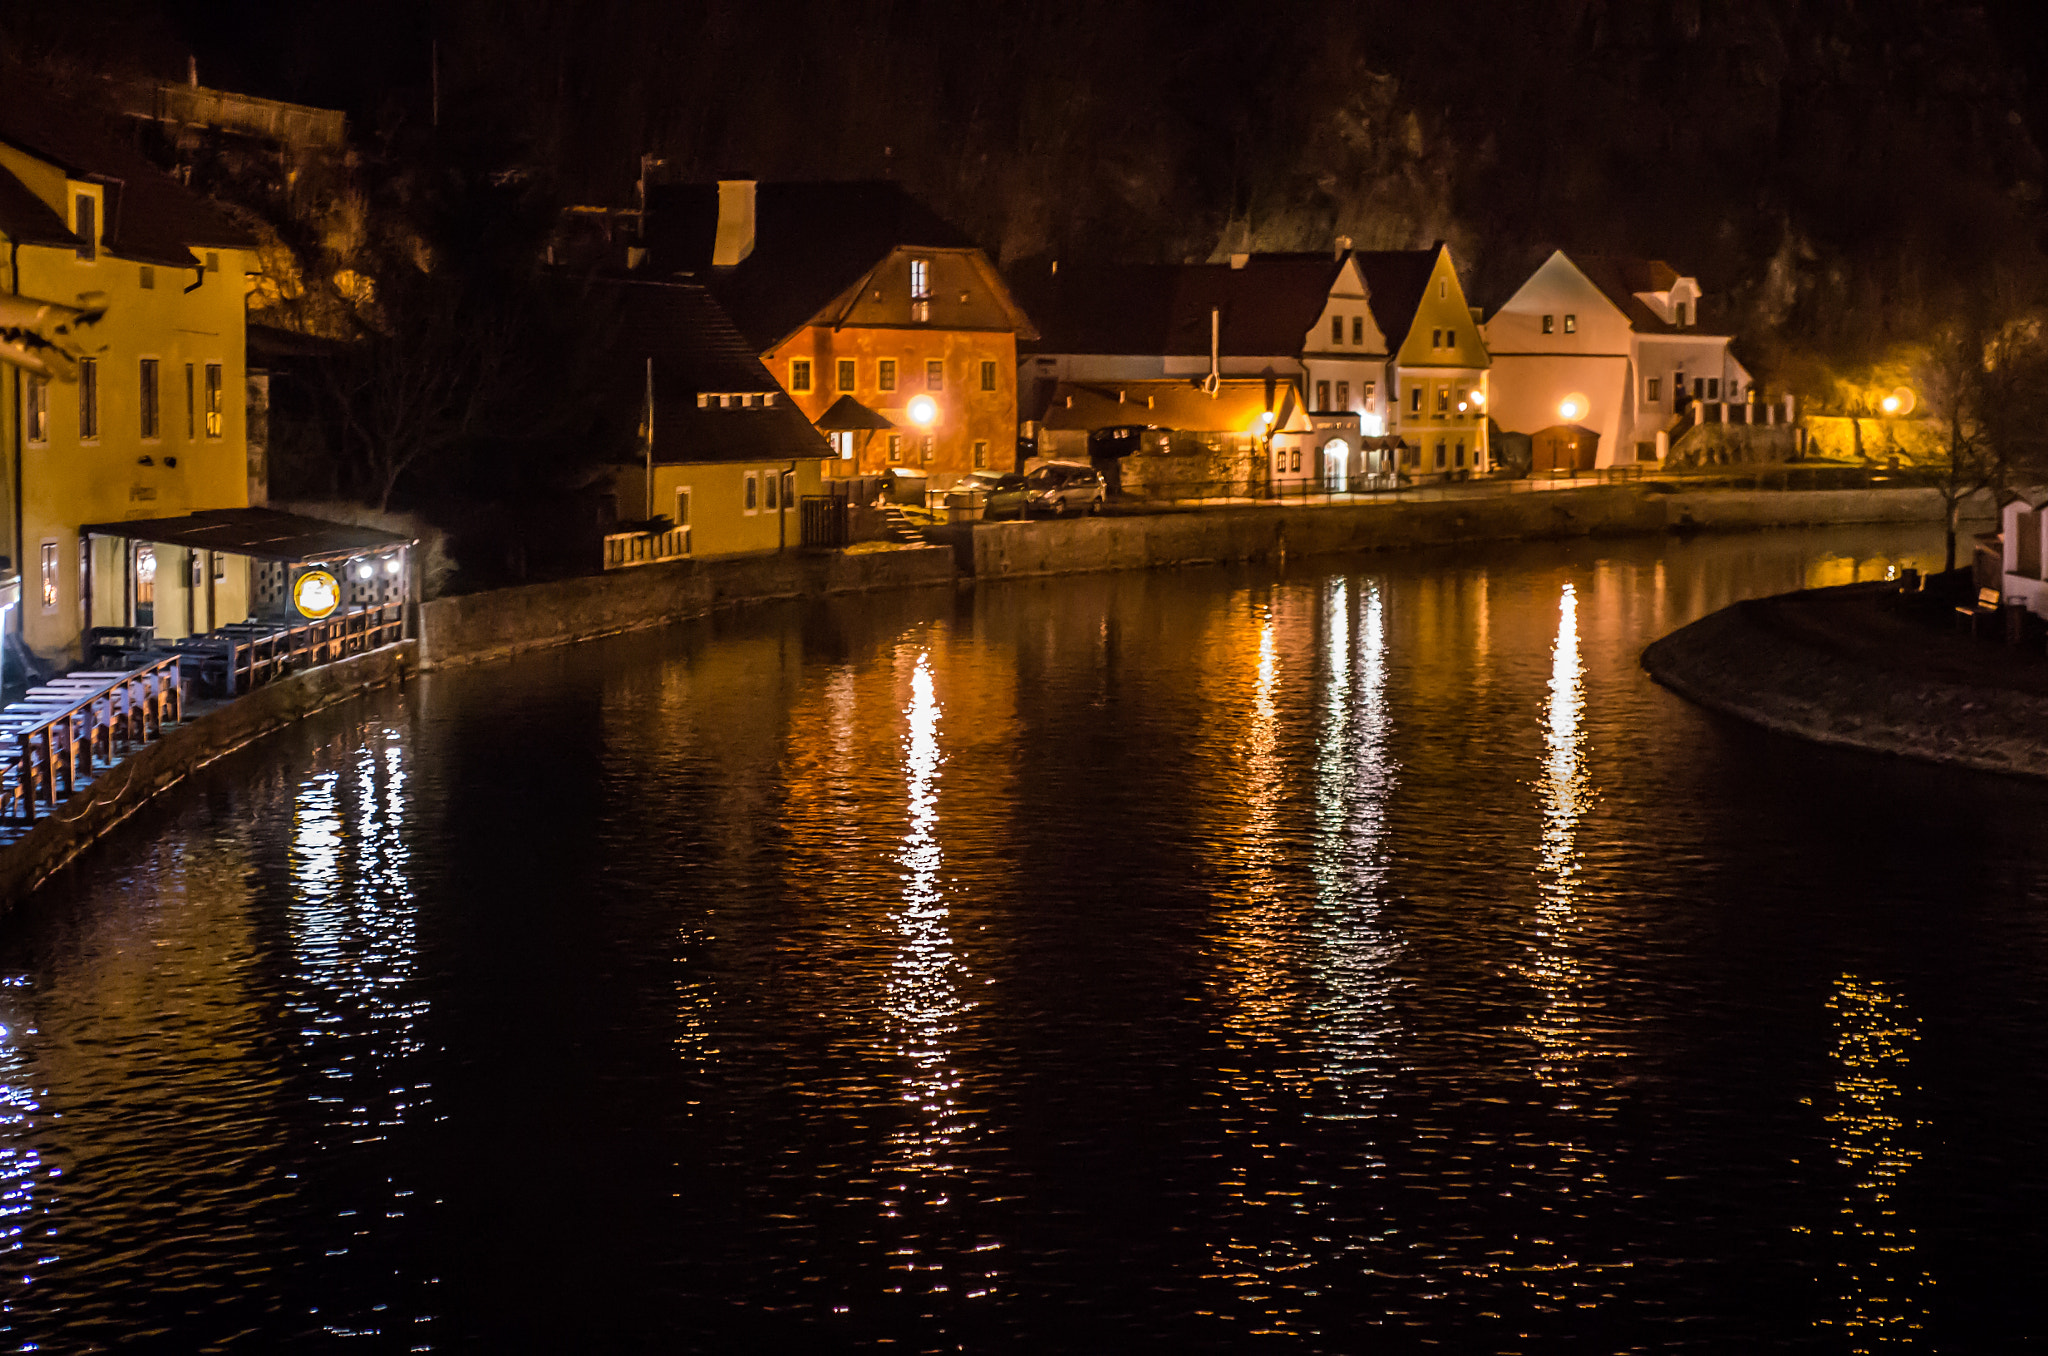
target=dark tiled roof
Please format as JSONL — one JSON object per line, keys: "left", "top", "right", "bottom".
{"left": 0, "top": 165, "right": 76, "bottom": 247}
{"left": 643, "top": 181, "right": 980, "bottom": 350}
{"left": 574, "top": 274, "right": 832, "bottom": 465}
{"left": 1351, "top": 247, "right": 1443, "bottom": 350}
{"left": 0, "top": 69, "right": 257, "bottom": 264}
{"left": 1017, "top": 256, "right": 1344, "bottom": 356}
{"left": 1564, "top": 253, "right": 1729, "bottom": 335}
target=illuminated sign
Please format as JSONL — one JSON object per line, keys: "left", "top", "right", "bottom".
{"left": 293, "top": 568, "right": 341, "bottom": 620}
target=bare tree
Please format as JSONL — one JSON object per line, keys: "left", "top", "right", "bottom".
{"left": 1916, "top": 325, "right": 1999, "bottom": 575}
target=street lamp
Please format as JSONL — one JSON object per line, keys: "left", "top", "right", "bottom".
{"left": 907, "top": 394, "right": 939, "bottom": 427}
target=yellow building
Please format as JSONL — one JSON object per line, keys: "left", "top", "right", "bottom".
{"left": 644, "top": 181, "right": 1036, "bottom": 488}
{"left": 595, "top": 277, "right": 831, "bottom": 560}
{"left": 1, "top": 79, "right": 258, "bottom": 666}
{"left": 1357, "top": 245, "right": 1493, "bottom": 477}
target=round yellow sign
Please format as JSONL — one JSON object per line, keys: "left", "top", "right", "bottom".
{"left": 293, "top": 568, "right": 341, "bottom": 620}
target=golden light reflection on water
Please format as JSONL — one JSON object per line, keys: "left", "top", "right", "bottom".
{"left": 876, "top": 652, "right": 991, "bottom": 1300}
{"left": 0, "top": 994, "right": 48, "bottom": 1297}
{"left": 1812, "top": 975, "right": 1929, "bottom": 1351}
{"left": 1526, "top": 583, "right": 1596, "bottom": 1093}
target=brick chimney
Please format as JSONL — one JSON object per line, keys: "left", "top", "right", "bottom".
{"left": 712, "top": 180, "right": 757, "bottom": 267}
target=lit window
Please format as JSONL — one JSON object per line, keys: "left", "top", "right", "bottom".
{"left": 1647, "top": 377, "right": 1661, "bottom": 402}
{"left": 832, "top": 430, "right": 854, "bottom": 460}
{"left": 926, "top": 359, "right": 943, "bottom": 391}
{"left": 40, "top": 541, "right": 58, "bottom": 613}
{"left": 921, "top": 436, "right": 935, "bottom": 465}
{"left": 204, "top": 362, "right": 223, "bottom": 437}
{"left": 74, "top": 193, "right": 96, "bottom": 261}
{"left": 1362, "top": 381, "right": 1376, "bottom": 402}
{"left": 1332, "top": 316, "right": 1344, "bottom": 344}
{"left": 745, "top": 472, "right": 758, "bottom": 511}
{"left": 1542, "top": 314, "right": 1554, "bottom": 334}
{"left": 1336, "top": 381, "right": 1349, "bottom": 408}
{"left": 140, "top": 358, "right": 160, "bottom": 439}
{"left": 79, "top": 357, "right": 99, "bottom": 439}
{"left": 973, "top": 440, "right": 988, "bottom": 469}
{"left": 1352, "top": 316, "right": 1364, "bottom": 345}
{"left": 26, "top": 376, "right": 48, "bottom": 444}
{"left": 790, "top": 358, "right": 812, "bottom": 393}
{"left": 980, "top": 360, "right": 996, "bottom": 392}
{"left": 1409, "top": 385, "right": 1422, "bottom": 414}
{"left": 911, "top": 258, "right": 930, "bottom": 300}
{"left": 838, "top": 358, "right": 856, "bottom": 390}
{"left": 887, "top": 434, "right": 902, "bottom": 462}
{"left": 697, "top": 392, "right": 709, "bottom": 408}
{"left": 1563, "top": 314, "right": 1576, "bottom": 334}
{"left": 1436, "top": 385, "right": 1449, "bottom": 415}
{"left": 878, "top": 359, "right": 897, "bottom": 392}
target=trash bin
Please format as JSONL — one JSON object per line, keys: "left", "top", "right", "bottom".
{"left": 2006, "top": 601, "right": 2028, "bottom": 645}
{"left": 944, "top": 487, "right": 986, "bottom": 523}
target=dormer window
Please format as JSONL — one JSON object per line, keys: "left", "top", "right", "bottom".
{"left": 1563, "top": 314, "right": 1576, "bottom": 334}
{"left": 74, "top": 192, "right": 97, "bottom": 261}
{"left": 1677, "top": 301, "right": 1690, "bottom": 327}
{"left": 910, "top": 258, "right": 931, "bottom": 323}
{"left": 1542, "top": 314, "right": 1554, "bottom": 334}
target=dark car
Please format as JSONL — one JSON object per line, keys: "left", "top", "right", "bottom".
{"left": 957, "top": 470, "right": 1031, "bottom": 519}
{"left": 1024, "top": 461, "right": 1105, "bottom": 516}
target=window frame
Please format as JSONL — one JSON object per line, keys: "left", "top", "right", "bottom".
{"left": 744, "top": 471, "right": 760, "bottom": 514}
{"left": 980, "top": 360, "right": 997, "bottom": 392}
{"left": 1563, "top": 314, "right": 1576, "bottom": 334}
{"left": 837, "top": 358, "right": 857, "bottom": 391}
{"left": 1352, "top": 316, "right": 1364, "bottom": 346}
{"left": 204, "top": 362, "right": 224, "bottom": 438}
{"left": 910, "top": 257, "right": 931, "bottom": 300}
{"left": 887, "top": 434, "right": 902, "bottom": 463}
{"left": 139, "top": 356, "right": 161, "bottom": 440}
{"left": 39, "top": 540, "right": 59, "bottom": 615}
{"left": 1409, "top": 385, "right": 1423, "bottom": 414}
{"left": 78, "top": 356, "right": 99, "bottom": 441}
{"left": 789, "top": 357, "right": 813, "bottom": 393}
{"left": 1647, "top": 377, "right": 1661, "bottom": 403}
{"left": 878, "top": 359, "right": 897, "bottom": 393}
{"left": 1331, "top": 316, "right": 1344, "bottom": 345}
{"left": 972, "top": 440, "right": 988, "bottom": 469}
{"left": 1542, "top": 314, "right": 1555, "bottom": 334}
{"left": 26, "top": 375, "right": 49, "bottom": 444}
{"left": 926, "top": 359, "right": 944, "bottom": 391}
{"left": 185, "top": 363, "right": 196, "bottom": 439}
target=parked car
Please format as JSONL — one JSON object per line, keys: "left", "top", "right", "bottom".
{"left": 1024, "top": 461, "right": 1105, "bottom": 516}
{"left": 957, "top": 470, "right": 1031, "bottom": 519}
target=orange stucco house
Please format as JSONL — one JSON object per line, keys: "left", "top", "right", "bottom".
{"left": 644, "top": 181, "right": 1037, "bottom": 489}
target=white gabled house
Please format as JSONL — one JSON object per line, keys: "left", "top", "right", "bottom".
{"left": 1483, "top": 251, "right": 1753, "bottom": 469}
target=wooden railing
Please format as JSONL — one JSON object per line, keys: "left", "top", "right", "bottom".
{"left": 800, "top": 496, "right": 851, "bottom": 548}
{"left": 603, "top": 527, "right": 691, "bottom": 569}
{"left": 165, "top": 602, "right": 407, "bottom": 697}
{"left": 1, "top": 654, "right": 184, "bottom": 824}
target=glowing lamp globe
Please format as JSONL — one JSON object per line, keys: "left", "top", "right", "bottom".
{"left": 1880, "top": 395, "right": 1900, "bottom": 414}
{"left": 907, "top": 394, "right": 939, "bottom": 427}
{"left": 1559, "top": 399, "right": 1581, "bottom": 421}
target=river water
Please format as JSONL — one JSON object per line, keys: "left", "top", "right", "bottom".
{"left": 3, "top": 526, "right": 2045, "bottom": 1352}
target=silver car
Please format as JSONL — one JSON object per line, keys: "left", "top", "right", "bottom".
{"left": 1024, "top": 461, "right": 1105, "bottom": 516}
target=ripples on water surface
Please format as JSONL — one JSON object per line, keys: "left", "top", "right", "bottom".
{"left": 3, "top": 528, "right": 2046, "bottom": 1352}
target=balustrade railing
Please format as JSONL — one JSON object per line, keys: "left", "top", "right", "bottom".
{"left": 603, "top": 527, "right": 692, "bottom": 569}
{"left": 1, "top": 654, "right": 183, "bottom": 824}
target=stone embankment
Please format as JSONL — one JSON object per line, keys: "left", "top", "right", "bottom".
{"left": 1642, "top": 582, "right": 2048, "bottom": 780}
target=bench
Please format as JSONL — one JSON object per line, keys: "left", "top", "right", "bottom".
{"left": 1955, "top": 587, "right": 2001, "bottom": 635}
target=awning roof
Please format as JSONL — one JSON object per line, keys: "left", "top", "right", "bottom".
{"left": 81, "top": 508, "right": 416, "bottom": 563}
{"left": 815, "top": 394, "right": 898, "bottom": 431}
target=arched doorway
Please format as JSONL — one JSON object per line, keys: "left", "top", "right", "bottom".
{"left": 1321, "top": 437, "right": 1350, "bottom": 492}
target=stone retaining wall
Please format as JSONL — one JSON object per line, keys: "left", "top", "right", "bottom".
{"left": 0, "top": 641, "right": 417, "bottom": 910}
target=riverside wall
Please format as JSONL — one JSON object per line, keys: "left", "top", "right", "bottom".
{"left": 969, "top": 486, "right": 1987, "bottom": 579}
{"left": 0, "top": 641, "right": 417, "bottom": 909}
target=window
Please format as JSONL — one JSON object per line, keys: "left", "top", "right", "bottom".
{"left": 1542, "top": 314, "right": 1555, "bottom": 334}
{"left": 204, "top": 362, "right": 224, "bottom": 437}
{"left": 1363, "top": 381, "right": 1376, "bottom": 402}
{"left": 185, "top": 363, "right": 195, "bottom": 437}
{"left": 921, "top": 435, "right": 934, "bottom": 465}
{"left": 765, "top": 473, "right": 778, "bottom": 510}
{"left": 134, "top": 546, "right": 156, "bottom": 628}
{"left": 1336, "top": 381, "right": 1350, "bottom": 408}
{"left": 1352, "top": 316, "right": 1364, "bottom": 345}
{"left": 1431, "top": 328, "right": 1443, "bottom": 348}
{"left": 831, "top": 430, "right": 854, "bottom": 460}
{"left": 887, "top": 434, "right": 902, "bottom": 463}
{"left": 1674, "top": 371, "right": 1686, "bottom": 404}
{"left": 1438, "top": 279, "right": 1447, "bottom": 299}
{"left": 212, "top": 550, "right": 224, "bottom": 581}
{"left": 1454, "top": 440, "right": 1466, "bottom": 468}
{"left": 790, "top": 358, "right": 813, "bottom": 393}
{"left": 78, "top": 357, "right": 99, "bottom": 439}
{"left": 1563, "top": 314, "right": 1576, "bottom": 334}
{"left": 1409, "top": 385, "right": 1422, "bottom": 414}
{"left": 1676, "top": 301, "right": 1690, "bottom": 327}
{"left": 926, "top": 359, "right": 943, "bottom": 391}
{"left": 674, "top": 488, "right": 692, "bottom": 530}
{"left": 1693, "top": 378, "right": 1705, "bottom": 401}
{"left": 140, "top": 265, "right": 155, "bottom": 289}
{"left": 74, "top": 193, "right": 96, "bottom": 261}
{"left": 781, "top": 470, "right": 794, "bottom": 508}
{"left": 1289, "top": 448, "right": 1302, "bottom": 472}
{"left": 1434, "top": 440, "right": 1447, "bottom": 469}
{"left": 140, "top": 358, "right": 160, "bottom": 439}
{"left": 26, "top": 376, "right": 48, "bottom": 443}
{"left": 1316, "top": 380, "right": 1331, "bottom": 409}
{"left": 973, "top": 440, "right": 988, "bottom": 469}
{"left": 980, "top": 360, "right": 997, "bottom": 392}
{"left": 910, "top": 258, "right": 931, "bottom": 300}
{"left": 205, "top": 251, "right": 219, "bottom": 272}
{"left": 878, "top": 359, "right": 897, "bottom": 392}
{"left": 1707, "top": 378, "right": 1720, "bottom": 400}
{"left": 745, "top": 472, "right": 759, "bottom": 511}
{"left": 40, "top": 541, "right": 58, "bottom": 614}
{"left": 1647, "top": 377, "right": 1661, "bottom": 403}
{"left": 1332, "top": 316, "right": 1344, "bottom": 344}
{"left": 1436, "top": 384, "right": 1450, "bottom": 415}
{"left": 837, "top": 358, "right": 857, "bottom": 391}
